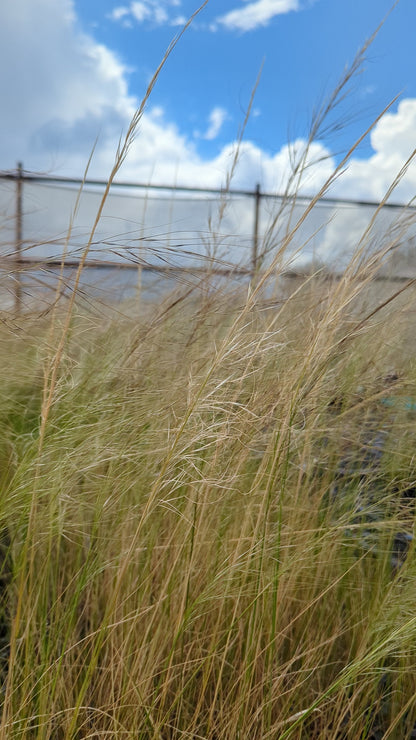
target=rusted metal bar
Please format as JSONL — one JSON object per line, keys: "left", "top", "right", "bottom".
{"left": 14, "top": 162, "right": 23, "bottom": 313}
{"left": 252, "top": 183, "right": 261, "bottom": 277}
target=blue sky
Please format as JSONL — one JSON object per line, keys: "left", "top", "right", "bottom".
{"left": 1, "top": 0, "right": 416, "bottom": 201}
{"left": 79, "top": 0, "right": 414, "bottom": 159}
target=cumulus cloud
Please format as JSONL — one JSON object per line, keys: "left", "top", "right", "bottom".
{"left": 215, "top": 0, "right": 300, "bottom": 33}
{"left": 0, "top": 0, "right": 138, "bottom": 175}
{"left": 1, "top": 0, "right": 416, "bottom": 216}
{"left": 330, "top": 99, "right": 416, "bottom": 203}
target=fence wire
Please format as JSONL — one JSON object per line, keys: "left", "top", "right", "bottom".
{"left": 1, "top": 171, "right": 416, "bottom": 311}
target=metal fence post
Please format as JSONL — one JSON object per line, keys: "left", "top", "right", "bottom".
{"left": 14, "top": 162, "right": 23, "bottom": 313}
{"left": 251, "top": 182, "right": 261, "bottom": 277}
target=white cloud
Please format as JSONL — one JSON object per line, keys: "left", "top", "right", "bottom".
{"left": 330, "top": 99, "right": 416, "bottom": 203}
{"left": 0, "top": 0, "right": 136, "bottom": 170}
{"left": 202, "top": 108, "right": 228, "bottom": 140}
{"left": 108, "top": 6, "right": 130, "bottom": 21}
{"left": 171, "top": 14, "right": 187, "bottom": 26}
{"left": 129, "top": 2, "right": 149, "bottom": 22}
{"left": 216, "top": 0, "right": 300, "bottom": 33}
{"left": 109, "top": 0, "right": 179, "bottom": 27}
{"left": 131, "top": 1, "right": 166, "bottom": 24}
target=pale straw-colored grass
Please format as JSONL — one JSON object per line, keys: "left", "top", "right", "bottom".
{"left": 1, "top": 6, "right": 416, "bottom": 738}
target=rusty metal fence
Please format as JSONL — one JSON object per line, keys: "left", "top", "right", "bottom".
{"left": 1, "top": 163, "right": 416, "bottom": 311}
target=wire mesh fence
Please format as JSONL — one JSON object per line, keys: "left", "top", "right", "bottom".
{"left": 1, "top": 164, "right": 416, "bottom": 311}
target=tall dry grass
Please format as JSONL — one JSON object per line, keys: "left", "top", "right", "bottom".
{"left": 1, "top": 6, "right": 416, "bottom": 738}
{"left": 1, "top": 256, "right": 416, "bottom": 738}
